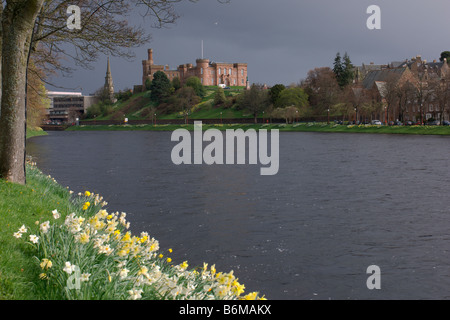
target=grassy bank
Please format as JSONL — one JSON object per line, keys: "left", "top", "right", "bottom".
{"left": 0, "top": 163, "right": 264, "bottom": 300}
{"left": 27, "top": 127, "right": 48, "bottom": 139}
{"left": 0, "top": 163, "right": 74, "bottom": 299}
{"left": 66, "top": 122, "right": 450, "bottom": 135}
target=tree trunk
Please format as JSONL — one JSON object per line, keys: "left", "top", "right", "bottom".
{"left": 0, "top": 0, "right": 44, "bottom": 184}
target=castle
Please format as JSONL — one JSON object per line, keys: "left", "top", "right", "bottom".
{"left": 142, "top": 49, "right": 249, "bottom": 88}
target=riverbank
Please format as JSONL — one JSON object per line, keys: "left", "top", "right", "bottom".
{"left": 27, "top": 127, "right": 48, "bottom": 139}
{"left": 0, "top": 163, "right": 73, "bottom": 299}
{"left": 65, "top": 122, "right": 450, "bottom": 135}
{"left": 0, "top": 162, "right": 264, "bottom": 300}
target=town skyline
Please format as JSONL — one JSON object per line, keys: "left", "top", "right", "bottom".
{"left": 46, "top": 0, "right": 450, "bottom": 95}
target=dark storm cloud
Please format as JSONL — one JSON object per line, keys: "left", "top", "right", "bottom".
{"left": 49, "top": 0, "right": 450, "bottom": 94}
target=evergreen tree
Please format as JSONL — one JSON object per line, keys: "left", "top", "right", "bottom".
{"left": 342, "top": 52, "right": 355, "bottom": 87}
{"left": 269, "top": 84, "right": 286, "bottom": 106}
{"left": 333, "top": 52, "right": 354, "bottom": 88}
{"left": 333, "top": 52, "right": 343, "bottom": 85}
{"left": 149, "top": 71, "right": 173, "bottom": 104}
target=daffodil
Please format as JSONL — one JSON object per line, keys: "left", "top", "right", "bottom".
{"left": 82, "top": 202, "right": 90, "bottom": 210}
{"left": 137, "top": 266, "right": 149, "bottom": 277}
{"left": 77, "top": 232, "right": 90, "bottom": 244}
{"left": 52, "top": 209, "right": 60, "bottom": 220}
{"left": 180, "top": 261, "right": 189, "bottom": 270}
{"left": 40, "top": 259, "right": 53, "bottom": 270}
{"left": 39, "top": 273, "right": 48, "bottom": 280}
{"left": 242, "top": 292, "right": 258, "bottom": 300}
{"left": 119, "top": 268, "right": 130, "bottom": 279}
{"left": 63, "top": 262, "right": 76, "bottom": 275}
{"left": 84, "top": 191, "right": 91, "bottom": 197}
{"left": 128, "top": 288, "right": 143, "bottom": 300}
{"left": 29, "top": 235, "right": 39, "bottom": 244}
{"left": 80, "top": 273, "right": 91, "bottom": 282}
{"left": 232, "top": 280, "right": 245, "bottom": 297}
{"left": 40, "top": 221, "right": 50, "bottom": 234}
{"left": 13, "top": 232, "right": 22, "bottom": 239}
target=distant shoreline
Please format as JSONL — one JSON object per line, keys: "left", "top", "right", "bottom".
{"left": 62, "top": 123, "right": 450, "bottom": 136}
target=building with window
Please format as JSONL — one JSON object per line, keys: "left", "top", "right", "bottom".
{"left": 142, "top": 49, "right": 249, "bottom": 89}
{"left": 46, "top": 91, "right": 98, "bottom": 124}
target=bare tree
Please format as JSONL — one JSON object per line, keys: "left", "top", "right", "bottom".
{"left": 302, "top": 67, "right": 340, "bottom": 118}
{"left": 428, "top": 77, "right": 450, "bottom": 124}
{"left": 396, "top": 80, "right": 416, "bottom": 123}
{"left": 380, "top": 73, "right": 400, "bottom": 124}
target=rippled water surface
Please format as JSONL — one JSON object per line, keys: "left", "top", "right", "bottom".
{"left": 27, "top": 131, "right": 450, "bottom": 299}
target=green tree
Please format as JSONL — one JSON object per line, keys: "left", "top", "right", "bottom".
{"left": 333, "top": 52, "right": 343, "bottom": 85}
{"left": 238, "top": 84, "right": 270, "bottom": 124}
{"left": 149, "top": 71, "right": 173, "bottom": 104}
{"left": 269, "top": 84, "right": 286, "bottom": 106}
{"left": 214, "top": 87, "right": 227, "bottom": 106}
{"left": 172, "top": 77, "right": 181, "bottom": 91}
{"left": 145, "top": 78, "right": 152, "bottom": 91}
{"left": 440, "top": 51, "right": 450, "bottom": 64}
{"left": 166, "top": 86, "right": 200, "bottom": 115}
{"left": 276, "top": 87, "right": 308, "bottom": 108}
{"left": 342, "top": 52, "right": 355, "bottom": 87}
{"left": 333, "top": 52, "right": 354, "bottom": 88}
{"left": 185, "top": 76, "right": 205, "bottom": 98}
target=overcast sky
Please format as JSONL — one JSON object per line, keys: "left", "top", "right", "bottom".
{"left": 48, "top": 0, "right": 450, "bottom": 95}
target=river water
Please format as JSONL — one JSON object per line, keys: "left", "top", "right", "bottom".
{"left": 27, "top": 130, "right": 450, "bottom": 300}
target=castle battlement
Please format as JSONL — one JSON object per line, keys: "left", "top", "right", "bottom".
{"left": 142, "top": 49, "right": 248, "bottom": 89}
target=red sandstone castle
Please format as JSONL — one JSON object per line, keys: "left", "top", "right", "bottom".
{"left": 142, "top": 49, "right": 249, "bottom": 88}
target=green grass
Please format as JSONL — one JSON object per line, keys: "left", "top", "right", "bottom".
{"left": 26, "top": 128, "right": 48, "bottom": 139}
{"left": 0, "top": 164, "right": 74, "bottom": 300}
{"left": 87, "top": 87, "right": 249, "bottom": 121}
{"left": 66, "top": 122, "right": 450, "bottom": 135}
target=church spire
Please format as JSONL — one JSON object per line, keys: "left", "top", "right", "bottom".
{"left": 104, "top": 57, "right": 116, "bottom": 103}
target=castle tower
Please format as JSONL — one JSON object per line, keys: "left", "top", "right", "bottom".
{"left": 148, "top": 49, "right": 154, "bottom": 65}
{"left": 104, "top": 57, "right": 116, "bottom": 102}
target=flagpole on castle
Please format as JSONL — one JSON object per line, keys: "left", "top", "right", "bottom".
{"left": 201, "top": 40, "right": 204, "bottom": 59}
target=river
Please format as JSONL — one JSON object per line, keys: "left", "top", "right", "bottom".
{"left": 27, "top": 130, "right": 450, "bottom": 299}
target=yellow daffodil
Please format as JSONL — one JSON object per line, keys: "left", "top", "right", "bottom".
{"left": 40, "top": 259, "right": 53, "bottom": 270}
{"left": 82, "top": 202, "right": 90, "bottom": 210}
{"left": 242, "top": 292, "right": 258, "bottom": 300}
{"left": 39, "top": 273, "right": 48, "bottom": 280}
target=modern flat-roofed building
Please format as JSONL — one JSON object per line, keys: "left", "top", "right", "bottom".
{"left": 46, "top": 91, "right": 98, "bottom": 124}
